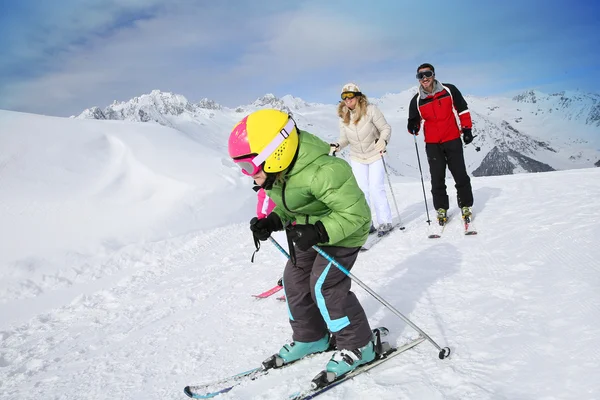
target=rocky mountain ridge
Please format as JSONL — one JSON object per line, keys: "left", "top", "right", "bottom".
{"left": 75, "top": 88, "right": 600, "bottom": 177}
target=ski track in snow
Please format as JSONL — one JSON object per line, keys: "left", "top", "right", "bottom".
{"left": 1, "top": 166, "right": 600, "bottom": 399}
{"left": 0, "top": 224, "right": 266, "bottom": 399}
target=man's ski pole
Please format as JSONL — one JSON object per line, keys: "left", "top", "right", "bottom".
{"left": 413, "top": 134, "right": 431, "bottom": 225}
{"left": 312, "top": 244, "right": 451, "bottom": 359}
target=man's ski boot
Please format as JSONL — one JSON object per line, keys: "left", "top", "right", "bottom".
{"left": 262, "top": 333, "right": 333, "bottom": 369}
{"left": 310, "top": 327, "right": 391, "bottom": 389}
{"left": 461, "top": 206, "right": 472, "bottom": 223}
{"left": 437, "top": 208, "right": 448, "bottom": 226}
{"left": 369, "top": 224, "right": 377, "bottom": 234}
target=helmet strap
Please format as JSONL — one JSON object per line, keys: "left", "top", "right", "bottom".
{"left": 261, "top": 173, "right": 278, "bottom": 190}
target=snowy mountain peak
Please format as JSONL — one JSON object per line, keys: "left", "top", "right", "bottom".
{"left": 512, "top": 89, "right": 541, "bottom": 103}
{"left": 512, "top": 89, "right": 600, "bottom": 126}
{"left": 280, "top": 94, "right": 311, "bottom": 110}
{"left": 375, "top": 86, "right": 420, "bottom": 104}
{"left": 250, "top": 93, "right": 292, "bottom": 113}
{"left": 252, "top": 93, "right": 281, "bottom": 106}
{"left": 77, "top": 106, "right": 107, "bottom": 120}
{"left": 197, "top": 98, "right": 222, "bottom": 110}
{"left": 114, "top": 89, "right": 194, "bottom": 115}
{"left": 76, "top": 90, "right": 223, "bottom": 125}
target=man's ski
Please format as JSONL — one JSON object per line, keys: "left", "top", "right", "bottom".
{"left": 462, "top": 213, "right": 477, "bottom": 236}
{"left": 428, "top": 215, "right": 451, "bottom": 239}
{"left": 463, "top": 221, "right": 477, "bottom": 236}
{"left": 288, "top": 336, "right": 425, "bottom": 400}
{"left": 184, "top": 327, "right": 390, "bottom": 399}
{"left": 428, "top": 222, "right": 447, "bottom": 239}
{"left": 252, "top": 285, "right": 283, "bottom": 299}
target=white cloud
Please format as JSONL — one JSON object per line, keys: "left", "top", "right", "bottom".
{"left": 1, "top": 1, "right": 599, "bottom": 116}
{"left": 2, "top": 3, "right": 403, "bottom": 115}
{"left": 231, "top": 8, "right": 393, "bottom": 77}
{"left": 2, "top": 3, "right": 243, "bottom": 114}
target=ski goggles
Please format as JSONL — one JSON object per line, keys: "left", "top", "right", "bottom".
{"left": 233, "top": 117, "right": 296, "bottom": 176}
{"left": 416, "top": 70, "right": 434, "bottom": 80}
{"left": 234, "top": 154, "right": 263, "bottom": 176}
{"left": 341, "top": 92, "right": 361, "bottom": 100}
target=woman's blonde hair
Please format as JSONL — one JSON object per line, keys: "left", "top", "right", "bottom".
{"left": 337, "top": 95, "right": 369, "bottom": 125}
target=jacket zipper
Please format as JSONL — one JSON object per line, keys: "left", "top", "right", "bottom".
{"left": 350, "top": 110, "right": 366, "bottom": 154}
{"left": 355, "top": 124, "right": 365, "bottom": 154}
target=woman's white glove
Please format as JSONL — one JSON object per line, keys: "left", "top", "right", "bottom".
{"left": 374, "top": 139, "right": 387, "bottom": 153}
{"left": 329, "top": 143, "right": 340, "bottom": 156}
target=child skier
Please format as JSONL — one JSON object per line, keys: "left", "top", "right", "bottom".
{"left": 228, "top": 108, "right": 376, "bottom": 378}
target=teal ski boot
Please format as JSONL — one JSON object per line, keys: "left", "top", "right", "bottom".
{"left": 309, "top": 327, "right": 391, "bottom": 389}
{"left": 323, "top": 339, "right": 376, "bottom": 378}
{"left": 262, "top": 333, "right": 332, "bottom": 369}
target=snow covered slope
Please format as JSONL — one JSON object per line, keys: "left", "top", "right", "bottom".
{"left": 1, "top": 110, "right": 599, "bottom": 400}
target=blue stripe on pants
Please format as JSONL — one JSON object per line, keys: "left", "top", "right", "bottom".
{"left": 282, "top": 279, "right": 294, "bottom": 321}
{"left": 315, "top": 262, "right": 350, "bottom": 332}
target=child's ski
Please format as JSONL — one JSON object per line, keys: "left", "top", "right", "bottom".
{"left": 252, "top": 285, "right": 283, "bottom": 299}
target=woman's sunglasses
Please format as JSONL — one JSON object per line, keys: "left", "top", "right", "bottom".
{"left": 416, "top": 70, "right": 434, "bottom": 80}
{"left": 341, "top": 92, "right": 360, "bottom": 100}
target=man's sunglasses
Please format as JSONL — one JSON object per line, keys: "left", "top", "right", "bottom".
{"left": 341, "top": 92, "right": 361, "bottom": 100}
{"left": 416, "top": 70, "right": 434, "bottom": 80}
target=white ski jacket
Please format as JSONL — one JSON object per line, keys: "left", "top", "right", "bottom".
{"left": 337, "top": 103, "right": 391, "bottom": 164}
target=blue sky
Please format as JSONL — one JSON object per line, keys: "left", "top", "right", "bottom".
{"left": 1, "top": 0, "right": 599, "bottom": 116}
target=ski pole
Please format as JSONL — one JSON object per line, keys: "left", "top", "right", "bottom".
{"left": 465, "top": 134, "right": 481, "bottom": 152}
{"left": 268, "top": 236, "right": 290, "bottom": 259}
{"left": 312, "top": 244, "right": 451, "bottom": 359}
{"left": 381, "top": 154, "right": 405, "bottom": 230}
{"left": 413, "top": 134, "right": 431, "bottom": 225}
{"left": 269, "top": 237, "right": 288, "bottom": 288}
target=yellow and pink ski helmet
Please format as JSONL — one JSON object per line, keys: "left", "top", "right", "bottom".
{"left": 228, "top": 109, "right": 299, "bottom": 174}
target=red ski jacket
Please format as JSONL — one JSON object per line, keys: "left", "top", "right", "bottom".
{"left": 407, "top": 83, "right": 472, "bottom": 144}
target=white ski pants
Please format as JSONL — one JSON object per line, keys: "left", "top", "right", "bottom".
{"left": 350, "top": 158, "right": 392, "bottom": 226}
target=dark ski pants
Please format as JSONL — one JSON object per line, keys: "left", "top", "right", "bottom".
{"left": 282, "top": 245, "right": 373, "bottom": 351}
{"left": 425, "top": 138, "right": 473, "bottom": 210}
